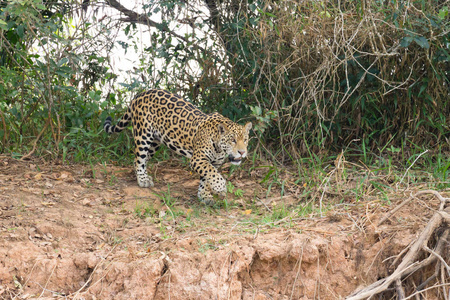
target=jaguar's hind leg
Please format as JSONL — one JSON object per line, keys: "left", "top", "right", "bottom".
{"left": 134, "top": 132, "right": 160, "bottom": 188}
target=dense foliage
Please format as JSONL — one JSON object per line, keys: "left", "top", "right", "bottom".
{"left": 0, "top": 0, "right": 449, "bottom": 163}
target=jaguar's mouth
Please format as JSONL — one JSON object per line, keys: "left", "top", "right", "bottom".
{"left": 228, "top": 155, "right": 242, "bottom": 165}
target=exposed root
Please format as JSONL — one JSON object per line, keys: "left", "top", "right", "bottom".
{"left": 347, "top": 190, "right": 450, "bottom": 300}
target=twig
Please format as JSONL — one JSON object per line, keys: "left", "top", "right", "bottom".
{"left": 389, "top": 240, "right": 413, "bottom": 268}
{"left": 21, "top": 117, "right": 50, "bottom": 161}
{"left": 289, "top": 245, "right": 304, "bottom": 300}
{"left": 442, "top": 263, "right": 449, "bottom": 300}
{"left": 378, "top": 189, "right": 449, "bottom": 226}
{"left": 37, "top": 262, "right": 57, "bottom": 298}
{"left": 347, "top": 212, "right": 365, "bottom": 233}
{"left": 395, "top": 278, "right": 405, "bottom": 299}
{"left": 256, "top": 194, "right": 293, "bottom": 210}
{"left": 22, "top": 260, "right": 39, "bottom": 291}
{"left": 105, "top": 0, "right": 211, "bottom": 57}
{"left": 378, "top": 193, "right": 413, "bottom": 226}
{"left": 396, "top": 149, "right": 429, "bottom": 190}
{"left": 424, "top": 231, "right": 450, "bottom": 276}
{"left": 71, "top": 244, "right": 117, "bottom": 298}
{"left": 403, "top": 283, "right": 450, "bottom": 300}
{"left": 318, "top": 169, "right": 335, "bottom": 218}
{"left": 415, "top": 267, "right": 438, "bottom": 291}
{"left": 256, "top": 197, "right": 272, "bottom": 211}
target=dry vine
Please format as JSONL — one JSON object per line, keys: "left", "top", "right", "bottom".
{"left": 347, "top": 190, "right": 450, "bottom": 300}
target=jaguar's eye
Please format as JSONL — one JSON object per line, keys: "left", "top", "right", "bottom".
{"left": 231, "top": 137, "right": 236, "bottom": 143}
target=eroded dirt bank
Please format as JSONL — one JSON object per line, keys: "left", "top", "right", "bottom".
{"left": 0, "top": 156, "right": 441, "bottom": 299}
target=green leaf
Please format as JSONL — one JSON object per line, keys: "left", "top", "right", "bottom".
{"left": 414, "top": 36, "right": 429, "bottom": 49}
{"left": 251, "top": 106, "right": 262, "bottom": 116}
{"left": 400, "top": 36, "right": 413, "bottom": 48}
{"left": 249, "top": 17, "right": 259, "bottom": 26}
{"left": 56, "top": 70, "right": 72, "bottom": 78}
{"left": 438, "top": 6, "right": 448, "bottom": 20}
{"left": 57, "top": 57, "right": 68, "bottom": 67}
{"left": 0, "top": 19, "right": 7, "bottom": 30}
{"left": 16, "top": 25, "right": 24, "bottom": 38}
{"left": 257, "top": 9, "right": 276, "bottom": 18}
{"left": 418, "top": 84, "right": 426, "bottom": 96}
{"left": 36, "top": 3, "right": 46, "bottom": 10}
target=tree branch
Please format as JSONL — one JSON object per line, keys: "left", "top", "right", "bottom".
{"left": 106, "top": 0, "right": 161, "bottom": 28}
{"left": 104, "top": 0, "right": 209, "bottom": 55}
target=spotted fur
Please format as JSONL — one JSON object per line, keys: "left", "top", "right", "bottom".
{"left": 104, "top": 89, "right": 252, "bottom": 202}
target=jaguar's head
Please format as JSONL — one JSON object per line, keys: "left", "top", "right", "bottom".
{"left": 217, "top": 122, "right": 252, "bottom": 165}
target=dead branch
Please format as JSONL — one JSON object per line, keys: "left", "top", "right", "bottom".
{"left": 378, "top": 189, "right": 450, "bottom": 226}
{"left": 395, "top": 278, "right": 405, "bottom": 299}
{"left": 20, "top": 117, "right": 51, "bottom": 161}
{"left": 347, "top": 190, "right": 450, "bottom": 300}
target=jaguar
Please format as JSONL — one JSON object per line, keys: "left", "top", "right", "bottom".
{"left": 104, "top": 89, "right": 252, "bottom": 203}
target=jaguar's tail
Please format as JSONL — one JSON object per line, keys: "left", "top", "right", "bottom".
{"left": 104, "top": 107, "right": 132, "bottom": 134}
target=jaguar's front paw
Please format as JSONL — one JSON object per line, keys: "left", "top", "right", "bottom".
{"left": 199, "top": 197, "right": 216, "bottom": 206}
{"left": 209, "top": 176, "right": 227, "bottom": 197}
{"left": 137, "top": 176, "right": 154, "bottom": 188}
{"left": 198, "top": 187, "right": 215, "bottom": 205}
{"left": 215, "top": 188, "right": 227, "bottom": 198}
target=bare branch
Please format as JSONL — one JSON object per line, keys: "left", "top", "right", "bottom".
{"left": 106, "top": 0, "right": 162, "bottom": 28}
{"left": 104, "top": 0, "right": 209, "bottom": 55}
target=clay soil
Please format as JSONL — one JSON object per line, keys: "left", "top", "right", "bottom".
{"left": 0, "top": 155, "right": 445, "bottom": 299}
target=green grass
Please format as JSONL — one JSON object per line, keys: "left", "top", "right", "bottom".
{"left": 153, "top": 184, "right": 177, "bottom": 208}
{"left": 134, "top": 201, "right": 157, "bottom": 219}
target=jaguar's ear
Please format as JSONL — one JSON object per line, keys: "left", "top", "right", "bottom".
{"left": 218, "top": 123, "right": 228, "bottom": 135}
{"left": 244, "top": 122, "right": 252, "bottom": 133}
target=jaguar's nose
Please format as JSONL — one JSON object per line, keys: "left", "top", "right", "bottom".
{"left": 238, "top": 150, "right": 245, "bottom": 156}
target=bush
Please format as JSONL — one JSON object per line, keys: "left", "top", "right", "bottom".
{"left": 212, "top": 0, "right": 450, "bottom": 157}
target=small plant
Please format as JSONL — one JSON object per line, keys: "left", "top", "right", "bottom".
{"left": 104, "top": 226, "right": 123, "bottom": 246}
{"left": 386, "top": 145, "right": 401, "bottom": 154}
{"left": 159, "top": 222, "right": 170, "bottom": 239}
{"left": 270, "top": 204, "right": 290, "bottom": 222}
{"left": 197, "top": 240, "right": 218, "bottom": 253}
{"left": 111, "top": 236, "right": 123, "bottom": 245}
{"left": 89, "top": 160, "right": 96, "bottom": 179}
{"left": 256, "top": 203, "right": 291, "bottom": 227}
{"left": 226, "top": 181, "right": 244, "bottom": 197}
{"left": 100, "top": 162, "right": 109, "bottom": 178}
{"left": 295, "top": 203, "right": 315, "bottom": 218}
{"left": 352, "top": 174, "right": 369, "bottom": 202}
{"left": 153, "top": 184, "right": 177, "bottom": 207}
{"left": 134, "top": 201, "right": 156, "bottom": 219}
{"left": 108, "top": 173, "right": 118, "bottom": 186}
